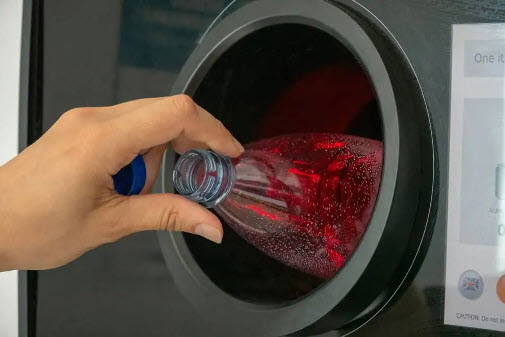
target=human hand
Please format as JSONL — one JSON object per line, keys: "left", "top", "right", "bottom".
{"left": 0, "top": 95, "right": 243, "bottom": 271}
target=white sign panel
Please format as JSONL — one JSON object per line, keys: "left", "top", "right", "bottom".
{"left": 446, "top": 24, "right": 505, "bottom": 332}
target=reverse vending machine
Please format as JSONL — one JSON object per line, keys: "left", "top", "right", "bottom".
{"left": 18, "top": 0, "right": 505, "bottom": 336}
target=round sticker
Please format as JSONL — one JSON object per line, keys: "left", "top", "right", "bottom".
{"left": 458, "top": 270, "right": 484, "bottom": 300}
{"left": 497, "top": 274, "right": 505, "bottom": 303}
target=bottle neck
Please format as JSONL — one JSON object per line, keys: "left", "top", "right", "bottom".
{"left": 172, "top": 149, "right": 236, "bottom": 208}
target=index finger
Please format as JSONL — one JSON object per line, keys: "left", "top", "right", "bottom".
{"left": 108, "top": 94, "right": 244, "bottom": 163}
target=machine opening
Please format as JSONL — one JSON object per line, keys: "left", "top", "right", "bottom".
{"left": 183, "top": 23, "right": 382, "bottom": 303}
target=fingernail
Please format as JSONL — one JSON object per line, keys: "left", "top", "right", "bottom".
{"left": 232, "top": 138, "right": 244, "bottom": 154}
{"left": 194, "top": 224, "right": 223, "bottom": 244}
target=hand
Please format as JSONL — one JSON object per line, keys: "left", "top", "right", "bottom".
{"left": 0, "top": 95, "right": 243, "bottom": 271}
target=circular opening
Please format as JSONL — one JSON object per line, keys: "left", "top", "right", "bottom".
{"left": 183, "top": 23, "right": 383, "bottom": 304}
{"left": 173, "top": 151, "right": 206, "bottom": 194}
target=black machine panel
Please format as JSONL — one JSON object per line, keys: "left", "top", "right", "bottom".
{"left": 25, "top": 1, "right": 505, "bottom": 336}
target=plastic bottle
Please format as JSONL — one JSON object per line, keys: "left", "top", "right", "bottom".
{"left": 172, "top": 133, "right": 383, "bottom": 279}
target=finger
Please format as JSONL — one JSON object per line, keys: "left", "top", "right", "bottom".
{"left": 107, "top": 95, "right": 243, "bottom": 170}
{"left": 67, "top": 98, "right": 165, "bottom": 121}
{"left": 140, "top": 144, "right": 166, "bottom": 194}
{"left": 108, "top": 97, "right": 164, "bottom": 115}
{"left": 171, "top": 136, "right": 209, "bottom": 154}
{"left": 110, "top": 98, "right": 212, "bottom": 154}
{"left": 104, "top": 194, "right": 223, "bottom": 243}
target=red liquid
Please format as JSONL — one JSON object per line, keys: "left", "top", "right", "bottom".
{"left": 215, "top": 133, "right": 383, "bottom": 279}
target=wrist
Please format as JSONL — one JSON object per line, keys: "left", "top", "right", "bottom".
{"left": 0, "top": 249, "right": 15, "bottom": 272}
{"left": 0, "top": 221, "right": 16, "bottom": 272}
{"left": 0, "top": 166, "right": 16, "bottom": 271}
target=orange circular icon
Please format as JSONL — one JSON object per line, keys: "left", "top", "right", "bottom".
{"left": 497, "top": 274, "right": 505, "bottom": 303}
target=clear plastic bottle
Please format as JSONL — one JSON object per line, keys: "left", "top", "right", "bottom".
{"left": 173, "top": 133, "right": 383, "bottom": 279}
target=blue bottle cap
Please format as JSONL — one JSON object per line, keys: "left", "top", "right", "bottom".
{"left": 112, "top": 155, "right": 146, "bottom": 196}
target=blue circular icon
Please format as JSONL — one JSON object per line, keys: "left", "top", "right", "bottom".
{"left": 458, "top": 269, "right": 484, "bottom": 300}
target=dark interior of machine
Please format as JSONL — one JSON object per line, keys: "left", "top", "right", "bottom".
{"left": 183, "top": 24, "right": 383, "bottom": 303}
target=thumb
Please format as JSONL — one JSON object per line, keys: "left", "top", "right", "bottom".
{"left": 108, "top": 193, "right": 223, "bottom": 243}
